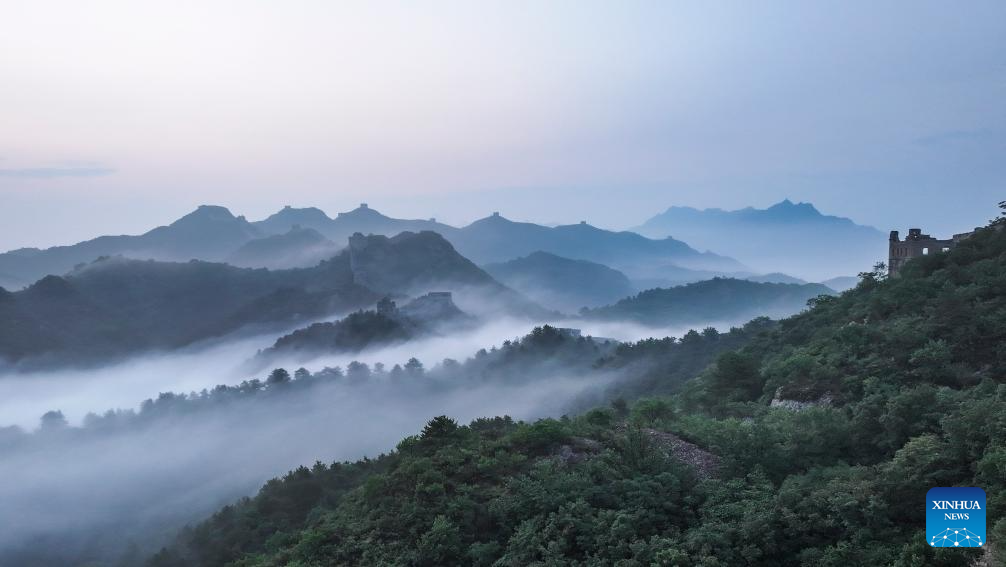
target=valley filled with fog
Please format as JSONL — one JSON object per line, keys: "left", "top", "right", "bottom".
{"left": 0, "top": 309, "right": 757, "bottom": 563}
{"left": 0, "top": 201, "right": 867, "bottom": 564}
{"left": 0, "top": 340, "right": 606, "bottom": 561}
{"left": 3, "top": 4, "right": 1001, "bottom": 562}
{"left": 0, "top": 316, "right": 722, "bottom": 429}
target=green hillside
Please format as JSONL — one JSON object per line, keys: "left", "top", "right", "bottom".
{"left": 582, "top": 278, "right": 833, "bottom": 326}
{"left": 150, "top": 209, "right": 1006, "bottom": 566}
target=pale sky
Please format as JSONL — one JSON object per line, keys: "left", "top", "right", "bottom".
{"left": 1, "top": 1, "right": 1004, "bottom": 249}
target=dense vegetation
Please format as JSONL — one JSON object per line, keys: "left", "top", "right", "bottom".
{"left": 581, "top": 277, "right": 833, "bottom": 326}
{"left": 259, "top": 310, "right": 412, "bottom": 363}
{"left": 150, "top": 209, "right": 1006, "bottom": 566}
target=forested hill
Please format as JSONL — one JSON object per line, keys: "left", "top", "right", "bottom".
{"left": 581, "top": 277, "right": 833, "bottom": 326}
{"left": 150, "top": 209, "right": 1006, "bottom": 566}
{"left": 0, "top": 231, "right": 533, "bottom": 367}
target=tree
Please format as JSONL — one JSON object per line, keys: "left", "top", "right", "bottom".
{"left": 610, "top": 398, "right": 629, "bottom": 418}
{"left": 39, "top": 410, "right": 68, "bottom": 431}
{"left": 708, "top": 351, "right": 763, "bottom": 401}
{"left": 421, "top": 416, "right": 459, "bottom": 440}
{"left": 267, "top": 368, "right": 291, "bottom": 386}
{"left": 417, "top": 515, "right": 463, "bottom": 566}
{"left": 989, "top": 200, "right": 1006, "bottom": 226}
{"left": 346, "top": 361, "right": 371, "bottom": 381}
{"left": 316, "top": 366, "right": 343, "bottom": 380}
{"left": 859, "top": 261, "right": 887, "bottom": 284}
{"left": 405, "top": 357, "right": 424, "bottom": 377}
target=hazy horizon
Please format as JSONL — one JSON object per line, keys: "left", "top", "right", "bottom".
{"left": 0, "top": 197, "right": 885, "bottom": 253}
{"left": 2, "top": 1, "right": 1003, "bottom": 250}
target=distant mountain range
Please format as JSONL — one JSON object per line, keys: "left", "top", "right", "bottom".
{"left": 744, "top": 272, "right": 809, "bottom": 285}
{"left": 0, "top": 231, "right": 531, "bottom": 367}
{"left": 819, "top": 275, "right": 858, "bottom": 292}
{"left": 581, "top": 278, "right": 834, "bottom": 327}
{"left": 483, "top": 251, "right": 635, "bottom": 313}
{"left": 254, "top": 204, "right": 455, "bottom": 244}
{"left": 0, "top": 205, "right": 263, "bottom": 290}
{"left": 0, "top": 203, "right": 747, "bottom": 291}
{"left": 634, "top": 200, "right": 885, "bottom": 281}
{"left": 257, "top": 205, "right": 746, "bottom": 283}
{"left": 744, "top": 272, "right": 860, "bottom": 292}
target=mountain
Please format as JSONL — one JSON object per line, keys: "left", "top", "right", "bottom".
{"left": 252, "top": 205, "right": 746, "bottom": 282}
{"left": 820, "top": 275, "right": 859, "bottom": 292}
{"left": 343, "top": 231, "right": 494, "bottom": 295}
{"left": 148, "top": 210, "right": 1006, "bottom": 567}
{"left": 748, "top": 272, "right": 860, "bottom": 293}
{"left": 226, "top": 226, "right": 341, "bottom": 269}
{"left": 582, "top": 278, "right": 833, "bottom": 326}
{"left": 251, "top": 205, "right": 335, "bottom": 235}
{"left": 0, "top": 205, "right": 263, "bottom": 290}
{"left": 253, "top": 203, "right": 458, "bottom": 244}
{"left": 745, "top": 272, "right": 808, "bottom": 285}
{"left": 259, "top": 310, "right": 411, "bottom": 362}
{"left": 0, "top": 259, "right": 374, "bottom": 367}
{"left": 259, "top": 292, "right": 471, "bottom": 363}
{"left": 0, "top": 204, "right": 746, "bottom": 290}
{"left": 140, "top": 205, "right": 263, "bottom": 258}
{"left": 483, "top": 251, "right": 635, "bottom": 312}
{"left": 450, "top": 213, "right": 745, "bottom": 281}
{"left": 634, "top": 200, "right": 885, "bottom": 281}
{"left": 0, "top": 231, "right": 526, "bottom": 366}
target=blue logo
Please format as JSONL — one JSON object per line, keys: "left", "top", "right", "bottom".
{"left": 926, "top": 487, "right": 986, "bottom": 548}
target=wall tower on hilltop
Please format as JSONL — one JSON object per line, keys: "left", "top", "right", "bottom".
{"left": 888, "top": 228, "right": 971, "bottom": 277}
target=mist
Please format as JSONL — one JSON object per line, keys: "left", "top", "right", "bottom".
{"left": 0, "top": 315, "right": 651, "bottom": 563}
{"left": 0, "top": 368, "right": 615, "bottom": 564}
{"left": 0, "top": 315, "right": 520, "bottom": 428}
{"left": 0, "top": 291, "right": 765, "bottom": 565}
{"left": 0, "top": 311, "right": 725, "bottom": 429}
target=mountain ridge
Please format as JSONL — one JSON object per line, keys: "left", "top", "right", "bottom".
{"left": 582, "top": 277, "right": 834, "bottom": 326}
{"left": 0, "top": 205, "right": 263, "bottom": 290}
{"left": 0, "top": 204, "right": 746, "bottom": 290}
{"left": 634, "top": 200, "right": 885, "bottom": 281}
{"left": 483, "top": 251, "right": 635, "bottom": 312}
{"left": 0, "top": 231, "right": 533, "bottom": 367}
{"left": 226, "top": 226, "right": 341, "bottom": 270}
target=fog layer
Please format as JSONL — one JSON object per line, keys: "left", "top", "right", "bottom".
{"left": 0, "top": 316, "right": 662, "bottom": 561}
{"left": 0, "top": 316, "right": 719, "bottom": 429}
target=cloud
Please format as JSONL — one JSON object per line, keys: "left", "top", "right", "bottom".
{"left": 0, "top": 167, "right": 115, "bottom": 178}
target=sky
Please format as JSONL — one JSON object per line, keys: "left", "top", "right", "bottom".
{"left": 1, "top": 1, "right": 1004, "bottom": 250}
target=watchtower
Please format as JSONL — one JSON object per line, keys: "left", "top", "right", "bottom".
{"left": 888, "top": 228, "right": 959, "bottom": 277}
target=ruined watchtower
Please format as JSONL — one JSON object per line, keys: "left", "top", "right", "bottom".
{"left": 888, "top": 228, "right": 967, "bottom": 277}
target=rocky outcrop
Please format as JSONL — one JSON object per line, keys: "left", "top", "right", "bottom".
{"left": 770, "top": 388, "right": 834, "bottom": 411}
{"left": 609, "top": 424, "right": 722, "bottom": 480}
{"left": 553, "top": 437, "right": 604, "bottom": 465}
{"left": 640, "top": 428, "right": 721, "bottom": 480}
